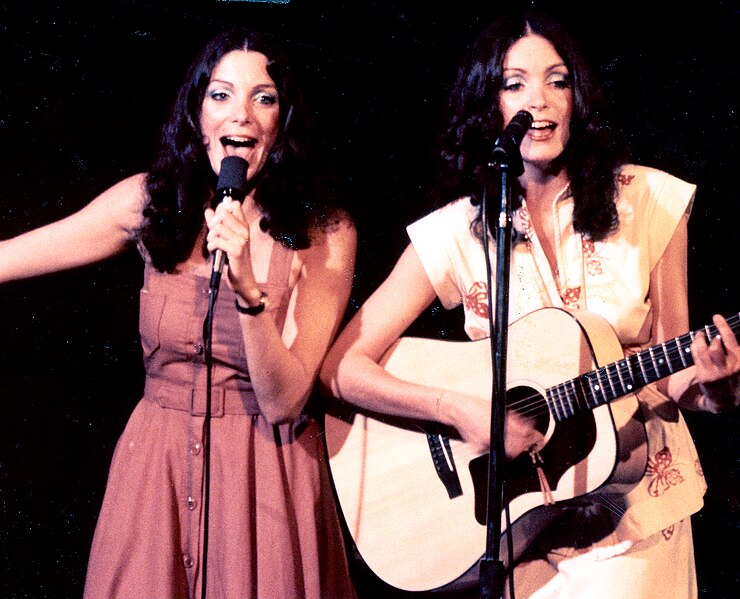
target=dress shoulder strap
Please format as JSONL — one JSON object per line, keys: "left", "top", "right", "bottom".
{"left": 264, "top": 239, "right": 295, "bottom": 287}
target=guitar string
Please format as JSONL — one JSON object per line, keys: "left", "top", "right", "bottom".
{"left": 586, "top": 492, "right": 627, "bottom": 519}
{"left": 506, "top": 339, "right": 708, "bottom": 418}
{"left": 500, "top": 314, "right": 739, "bottom": 421}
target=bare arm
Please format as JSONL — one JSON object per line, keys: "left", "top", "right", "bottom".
{"left": 206, "top": 201, "right": 358, "bottom": 423}
{"left": 246, "top": 220, "right": 357, "bottom": 422}
{"left": 0, "top": 174, "right": 147, "bottom": 283}
{"left": 321, "top": 243, "right": 441, "bottom": 419}
{"left": 320, "top": 244, "right": 536, "bottom": 456}
{"left": 652, "top": 215, "right": 740, "bottom": 411}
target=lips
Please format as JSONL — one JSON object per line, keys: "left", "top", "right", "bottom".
{"left": 220, "top": 136, "right": 258, "bottom": 163}
{"left": 527, "top": 120, "right": 558, "bottom": 142}
{"left": 221, "top": 136, "right": 257, "bottom": 148}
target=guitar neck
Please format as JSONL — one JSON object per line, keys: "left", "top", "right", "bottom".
{"left": 547, "top": 312, "right": 740, "bottom": 422}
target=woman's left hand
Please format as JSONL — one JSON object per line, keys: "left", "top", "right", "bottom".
{"left": 205, "top": 200, "right": 257, "bottom": 294}
{"left": 691, "top": 314, "right": 740, "bottom": 412}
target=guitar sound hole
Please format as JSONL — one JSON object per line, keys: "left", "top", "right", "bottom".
{"left": 469, "top": 385, "right": 597, "bottom": 525}
{"left": 506, "top": 384, "right": 550, "bottom": 437}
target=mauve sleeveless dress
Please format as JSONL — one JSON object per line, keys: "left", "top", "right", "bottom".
{"left": 83, "top": 242, "right": 356, "bottom": 599}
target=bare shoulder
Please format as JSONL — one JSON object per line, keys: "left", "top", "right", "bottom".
{"left": 102, "top": 172, "right": 149, "bottom": 210}
{"left": 311, "top": 210, "right": 357, "bottom": 251}
{"left": 89, "top": 172, "right": 149, "bottom": 237}
{"left": 295, "top": 211, "right": 357, "bottom": 280}
{"left": 312, "top": 211, "right": 356, "bottom": 260}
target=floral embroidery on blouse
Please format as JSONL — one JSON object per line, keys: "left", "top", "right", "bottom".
{"left": 646, "top": 446, "right": 685, "bottom": 497}
{"left": 661, "top": 525, "right": 675, "bottom": 541}
{"left": 561, "top": 287, "right": 581, "bottom": 308}
{"left": 464, "top": 281, "right": 489, "bottom": 318}
{"left": 617, "top": 173, "right": 635, "bottom": 185}
{"left": 512, "top": 203, "right": 534, "bottom": 240}
{"left": 582, "top": 238, "right": 603, "bottom": 276}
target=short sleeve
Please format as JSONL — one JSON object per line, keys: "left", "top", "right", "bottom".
{"left": 642, "top": 168, "right": 696, "bottom": 271}
{"left": 407, "top": 199, "right": 479, "bottom": 309}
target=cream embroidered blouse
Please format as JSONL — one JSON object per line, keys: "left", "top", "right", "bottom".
{"left": 407, "top": 164, "right": 707, "bottom": 550}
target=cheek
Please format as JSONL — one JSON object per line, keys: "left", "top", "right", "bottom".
{"left": 260, "top": 113, "right": 281, "bottom": 149}
{"left": 198, "top": 113, "right": 210, "bottom": 143}
{"left": 498, "top": 97, "right": 518, "bottom": 122}
{"left": 266, "top": 109, "right": 281, "bottom": 134}
{"left": 199, "top": 110, "right": 214, "bottom": 135}
{"left": 199, "top": 100, "right": 226, "bottom": 136}
{"left": 560, "top": 101, "right": 573, "bottom": 144}
{"left": 198, "top": 115, "right": 220, "bottom": 170}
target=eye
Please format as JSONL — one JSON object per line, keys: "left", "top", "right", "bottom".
{"left": 207, "top": 89, "right": 231, "bottom": 102}
{"left": 547, "top": 72, "right": 571, "bottom": 89}
{"left": 502, "top": 76, "right": 525, "bottom": 92}
{"left": 255, "top": 91, "right": 278, "bottom": 105}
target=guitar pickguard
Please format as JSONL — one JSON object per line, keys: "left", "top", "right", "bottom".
{"left": 470, "top": 386, "right": 598, "bottom": 525}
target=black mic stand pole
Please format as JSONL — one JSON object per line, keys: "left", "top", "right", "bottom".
{"left": 478, "top": 145, "right": 523, "bottom": 599}
{"left": 200, "top": 156, "right": 248, "bottom": 599}
{"left": 200, "top": 262, "right": 220, "bottom": 599}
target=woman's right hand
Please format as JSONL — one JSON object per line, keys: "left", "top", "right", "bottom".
{"left": 204, "top": 200, "right": 260, "bottom": 301}
{"left": 440, "top": 390, "right": 544, "bottom": 459}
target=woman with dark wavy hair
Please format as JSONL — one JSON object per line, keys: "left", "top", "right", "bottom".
{"left": 436, "top": 10, "right": 624, "bottom": 245}
{"left": 0, "top": 29, "right": 357, "bottom": 598}
{"left": 322, "top": 9, "right": 738, "bottom": 598}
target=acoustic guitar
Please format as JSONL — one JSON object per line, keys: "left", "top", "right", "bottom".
{"left": 324, "top": 307, "right": 739, "bottom": 592}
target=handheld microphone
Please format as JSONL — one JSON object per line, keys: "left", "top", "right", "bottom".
{"left": 491, "top": 110, "right": 534, "bottom": 169}
{"left": 211, "top": 156, "right": 248, "bottom": 279}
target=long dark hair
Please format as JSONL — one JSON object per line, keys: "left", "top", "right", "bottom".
{"left": 437, "top": 10, "right": 628, "bottom": 242}
{"left": 140, "top": 29, "right": 341, "bottom": 273}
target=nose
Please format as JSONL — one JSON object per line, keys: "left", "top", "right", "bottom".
{"left": 231, "top": 98, "right": 252, "bottom": 124}
{"left": 526, "top": 82, "right": 548, "bottom": 111}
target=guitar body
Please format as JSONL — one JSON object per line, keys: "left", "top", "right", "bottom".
{"left": 324, "top": 308, "right": 648, "bottom": 592}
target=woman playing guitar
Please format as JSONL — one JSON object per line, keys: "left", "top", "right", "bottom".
{"left": 320, "top": 9, "right": 739, "bottom": 599}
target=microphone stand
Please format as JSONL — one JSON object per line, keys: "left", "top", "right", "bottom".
{"left": 199, "top": 157, "right": 247, "bottom": 599}
{"left": 200, "top": 265, "right": 221, "bottom": 599}
{"left": 478, "top": 142, "right": 524, "bottom": 599}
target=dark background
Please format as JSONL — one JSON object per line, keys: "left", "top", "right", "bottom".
{"left": 0, "top": 1, "right": 738, "bottom": 597}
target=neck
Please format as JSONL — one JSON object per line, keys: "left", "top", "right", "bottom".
{"left": 519, "top": 167, "right": 569, "bottom": 209}
{"left": 241, "top": 193, "right": 263, "bottom": 225}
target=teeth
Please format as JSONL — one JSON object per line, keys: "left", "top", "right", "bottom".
{"left": 531, "top": 121, "right": 555, "bottom": 130}
{"left": 222, "top": 136, "right": 256, "bottom": 148}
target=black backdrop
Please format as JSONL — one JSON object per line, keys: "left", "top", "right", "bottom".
{"left": 1, "top": 1, "right": 738, "bottom": 597}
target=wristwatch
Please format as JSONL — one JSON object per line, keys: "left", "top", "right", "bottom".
{"left": 235, "top": 291, "right": 267, "bottom": 316}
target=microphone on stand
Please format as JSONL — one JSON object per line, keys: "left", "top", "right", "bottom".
{"left": 490, "top": 110, "right": 533, "bottom": 175}
{"left": 210, "top": 156, "right": 248, "bottom": 289}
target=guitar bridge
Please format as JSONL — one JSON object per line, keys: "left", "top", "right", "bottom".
{"left": 426, "top": 430, "right": 463, "bottom": 499}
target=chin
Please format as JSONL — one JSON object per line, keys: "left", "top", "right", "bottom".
{"left": 525, "top": 148, "right": 566, "bottom": 167}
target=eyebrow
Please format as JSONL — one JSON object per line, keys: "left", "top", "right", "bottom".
{"left": 208, "top": 78, "right": 277, "bottom": 89}
{"left": 503, "top": 62, "right": 568, "bottom": 74}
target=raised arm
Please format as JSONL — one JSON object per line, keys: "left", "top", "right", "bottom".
{"left": 651, "top": 214, "right": 740, "bottom": 412}
{"left": 0, "top": 174, "right": 147, "bottom": 283}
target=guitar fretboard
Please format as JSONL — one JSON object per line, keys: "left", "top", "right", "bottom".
{"left": 546, "top": 313, "right": 740, "bottom": 422}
